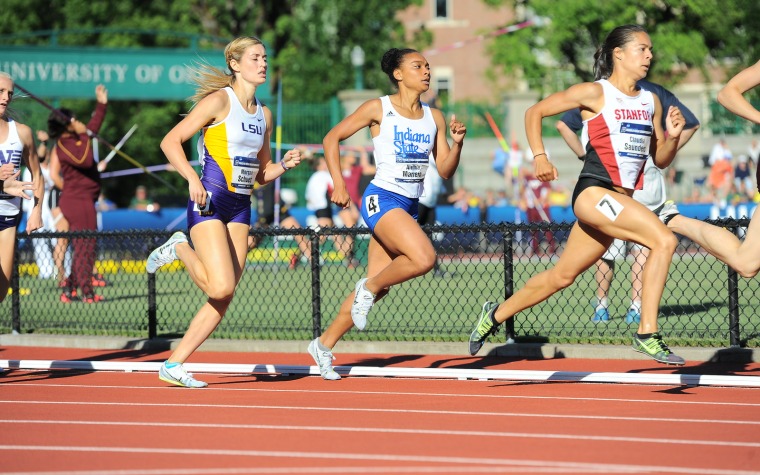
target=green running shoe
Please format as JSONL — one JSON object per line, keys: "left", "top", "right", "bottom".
{"left": 468, "top": 301, "right": 500, "bottom": 356}
{"left": 632, "top": 332, "right": 685, "bottom": 366}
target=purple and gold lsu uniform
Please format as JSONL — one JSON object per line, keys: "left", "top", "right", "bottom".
{"left": 187, "top": 87, "right": 266, "bottom": 229}
{"left": 360, "top": 96, "right": 438, "bottom": 231}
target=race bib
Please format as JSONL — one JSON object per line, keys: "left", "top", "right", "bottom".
{"left": 231, "top": 155, "right": 259, "bottom": 194}
{"left": 364, "top": 194, "right": 380, "bottom": 217}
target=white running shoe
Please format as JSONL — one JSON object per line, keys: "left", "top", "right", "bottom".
{"left": 350, "top": 278, "right": 375, "bottom": 330}
{"left": 158, "top": 361, "right": 208, "bottom": 388}
{"left": 307, "top": 338, "right": 341, "bottom": 380}
{"left": 657, "top": 200, "right": 680, "bottom": 225}
{"left": 146, "top": 231, "right": 188, "bottom": 273}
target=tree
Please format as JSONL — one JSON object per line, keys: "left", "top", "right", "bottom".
{"left": 483, "top": 0, "right": 760, "bottom": 95}
{"left": 0, "top": 0, "right": 424, "bottom": 203}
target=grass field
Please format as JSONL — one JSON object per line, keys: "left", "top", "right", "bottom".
{"left": 3, "top": 248, "right": 759, "bottom": 348}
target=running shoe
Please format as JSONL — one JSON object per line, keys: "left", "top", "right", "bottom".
{"left": 307, "top": 338, "right": 341, "bottom": 381}
{"left": 82, "top": 294, "right": 105, "bottom": 304}
{"left": 468, "top": 301, "right": 500, "bottom": 356}
{"left": 91, "top": 273, "right": 108, "bottom": 287}
{"left": 158, "top": 361, "right": 208, "bottom": 388}
{"left": 350, "top": 278, "right": 375, "bottom": 330}
{"left": 632, "top": 333, "right": 685, "bottom": 365}
{"left": 657, "top": 200, "right": 680, "bottom": 225}
{"left": 592, "top": 307, "right": 610, "bottom": 323}
{"left": 146, "top": 231, "right": 188, "bottom": 273}
{"left": 625, "top": 308, "right": 641, "bottom": 324}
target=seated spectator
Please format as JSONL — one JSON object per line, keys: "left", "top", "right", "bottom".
{"left": 129, "top": 185, "right": 160, "bottom": 212}
{"left": 734, "top": 154, "right": 754, "bottom": 200}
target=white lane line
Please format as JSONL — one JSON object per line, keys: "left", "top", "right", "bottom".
{"left": 1, "top": 359, "right": 758, "bottom": 388}
{"left": 2, "top": 383, "right": 759, "bottom": 407}
{"left": 1, "top": 420, "right": 758, "bottom": 448}
{"left": 0, "top": 445, "right": 757, "bottom": 475}
{"left": 0, "top": 400, "right": 758, "bottom": 426}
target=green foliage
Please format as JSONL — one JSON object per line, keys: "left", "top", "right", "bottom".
{"left": 0, "top": 0, "right": 423, "bottom": 202}
{"left": 488, "top": 0, "right": 760, "bottom": 95}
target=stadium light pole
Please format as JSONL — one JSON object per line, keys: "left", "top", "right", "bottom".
{"left": 351, "top": 45, "right": 365, "bottom": 90}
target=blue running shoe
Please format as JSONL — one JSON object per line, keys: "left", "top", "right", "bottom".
{"left": 625, "top": 308, "right": 641, "bottom": 324}
{"left": 592, "top": 307, "right": 610, "bottom": 323}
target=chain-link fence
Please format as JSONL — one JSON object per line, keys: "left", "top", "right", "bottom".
{"left": 3, "top": 220, "right": 759, "bottom": 348}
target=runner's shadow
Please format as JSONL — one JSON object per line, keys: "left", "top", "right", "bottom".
{"left": 351, "top": 354, "right": 425, "bottom": 366}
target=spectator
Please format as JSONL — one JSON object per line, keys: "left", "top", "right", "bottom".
{"left": 748, "top": 138, "right": 760, "bottom": 168}
{"left": 22, "top": 130, "right": 57, "bottom": 279}
{"left": 129, "top": 185, "right": 160, "bottom": 212}
{"left": 708, "top": 138, "right": 733, "bottom": 166}
{"left": 708, "top": 152, "right": 734, "bottom": 205}
{"left": 356, "top": 146, "right": 377, "bottom": 199}
{"left": 506, "top": 142, "right": 524, "bottom": 203}
{"left": 96, "top": 191, "right": 116, "bottom": 212}
{"left": 48, "top": 84, "right": 108, "bottom": 303}
{"left": 520, "top": 165, "right": 556, "bottom": 257}
{"left": 337, "top": 150, "right": 362, "bottom": 266}
{"left": 305, "top": 156, "right": 335, "bottom": 230}
{"left": 734, "top": 154, "right": 754, "bottom": 200}
{"left": 250, "top": 181, "right": 312, "bottom": 270}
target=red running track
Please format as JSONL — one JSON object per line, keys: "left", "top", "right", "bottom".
{"left": 0, "top": 346, "right": 759, "bottom": 474}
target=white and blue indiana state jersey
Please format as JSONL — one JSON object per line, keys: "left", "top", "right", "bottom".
{"left": 196, "top": 87, "right": 265, "bottom": 195}
{"left": 370, "top": 95, "right": 437, "bottom": 198}
{"left": 580, "top": 79, "right": 655, "bottom": 190}
{"left": 0, "top": 119, "right": 24, "bottom": 215}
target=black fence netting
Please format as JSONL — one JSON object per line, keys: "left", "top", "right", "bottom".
{"left": 3, "top": 220, "right": 759, "bottom": 348}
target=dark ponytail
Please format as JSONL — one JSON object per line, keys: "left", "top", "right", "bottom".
{"left": 47, "top": 108, "right": 74, "bottom": 139}
{"left": 380, "top": 48, "right": 418, "bottom": 88}
{"left": 593, "top": 24, "right": 648, "bottom": 80}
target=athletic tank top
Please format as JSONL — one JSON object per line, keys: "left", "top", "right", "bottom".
{"left": 197, "top": 87, "right": 266, "bottom": 195}
{"left": 580, "top": 80, "right": 655, "bottom": 190}
{"left": 370, "top": 95, "right": 437, "bottom": 198}
{"left": 0, "top": 119, "right": 23, "bottom": 215}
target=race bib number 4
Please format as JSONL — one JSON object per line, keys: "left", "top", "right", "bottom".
{"left": 364, "top": 194, "right": 380, "bottom": 217}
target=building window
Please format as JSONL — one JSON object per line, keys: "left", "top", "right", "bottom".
{"left": 434, "top": 73, "right": 452, "bottom": 106}
{"left": 434, "top": 0, "right": 450, "bottom": 19}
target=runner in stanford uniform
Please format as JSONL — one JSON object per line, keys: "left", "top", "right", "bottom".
{"left": 468, "top": 25, "right": 688, "bottom": 365}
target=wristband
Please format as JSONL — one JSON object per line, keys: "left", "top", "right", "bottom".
{"left": 281, "top": 160, "right": 289, "bottom": 171}
{"left": 533, "top": 152, "right": 548, "bottom": 159}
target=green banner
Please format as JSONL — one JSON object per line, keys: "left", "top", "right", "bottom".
{"left": 0, "top": 46, "right": 271, "bottom": 102}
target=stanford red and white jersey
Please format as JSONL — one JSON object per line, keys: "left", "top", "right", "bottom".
{"left": 579, "top": 80, "right": 655, "bottom": 190}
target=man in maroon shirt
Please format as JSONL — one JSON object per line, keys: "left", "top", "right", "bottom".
{"left": 48, "top": 85, "right": 108, "bottom": 303}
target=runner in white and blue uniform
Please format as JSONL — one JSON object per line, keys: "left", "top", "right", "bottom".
{"left": 468, "top": 25, "right": 689, "bottom": 366}
{"left": 0, "top": 71, "right": 43, "bottom": 303}
{"left": 306, "top": 47, "right": 467, "bottom": 380}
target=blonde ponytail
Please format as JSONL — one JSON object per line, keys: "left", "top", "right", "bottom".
{"left": 187, "top": 36, "right": 264, "bottom": 106}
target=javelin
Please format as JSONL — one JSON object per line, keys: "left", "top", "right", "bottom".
{"left": 14, "top": 83, "right": 178, "bottom": 192}
{"left": 484, "top": 111, "right": 510, "bottom": 152}
{"left": 101, "top": 124, "right": 138, "bottom": 166}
